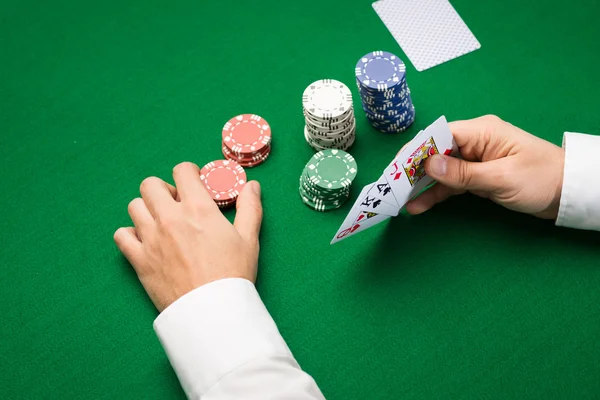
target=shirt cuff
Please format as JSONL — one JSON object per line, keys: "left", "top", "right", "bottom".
{"left": 556, "top": 132, "right": 600, "bottom": 231}
{"left": 153, "top": 278, "right": 293, "bottom": 398}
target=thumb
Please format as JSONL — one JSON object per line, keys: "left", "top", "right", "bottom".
{"left": 425, "top": 154, "right": 502, "bottom": 192}
{"left": 233, "top": 180, "right": 263, "bottom": 244}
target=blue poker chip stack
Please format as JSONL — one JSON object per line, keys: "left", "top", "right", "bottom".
{"left": 355, "top": 51, "right": 415, "bottom": 133}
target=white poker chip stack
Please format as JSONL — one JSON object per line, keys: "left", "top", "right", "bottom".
{"left": 302, "top": 79, "right": 356, "bottom": 151}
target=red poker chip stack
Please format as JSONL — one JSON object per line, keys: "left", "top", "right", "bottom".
{"left": 199, "top": 159, "right": 247, "bottom": 209}
{"left": 221, "top": 114, "right": 272, "bottom": 167}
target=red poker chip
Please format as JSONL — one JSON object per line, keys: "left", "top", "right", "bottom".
{"left": 223, "top": 156, "right": 269, "bottom": 168}
{"left": 222, "top": 144, "right": 270, "bottom": 158}
{"left": 222, "top": 143, "right": 271, "bottom": 162}
{"left": 216, "top": 199, "right": 237, "bottom": 209}
{"left": 223, "top": 140, "right": 271, "bottom": 158}
{"left": 222, "top": 114, "right": 271, "bottom": 154}
{"left": 231, "top": 155, "right": 270, "bottom": 168}
{"left": 222, "top": 148, "right": 270, "bottom": 168}
{"left": 200, "top": 160, "right": 247, "bottom": 201}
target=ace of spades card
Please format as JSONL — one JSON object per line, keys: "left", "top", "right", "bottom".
{"left": 331, "top": 116, "right": 457, "bottom": 245}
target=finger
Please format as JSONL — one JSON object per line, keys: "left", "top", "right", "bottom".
{"left": 233, "top": 181, "right": 263, "bottom": 245}
{"left": 128, "top": 197, "right": 154, "bottom": 233}
{"left": 448, "top": 115, "right": 503, "bottom": 148}
{"left": 172, "top": 162, "right": 215, "bottom": 207}
{"left": 424, "top": 154, "right": 505, "bottom": 192}
{"left": 140, "top": 176, "right": 176, "bottom": 217}
{"left": 447, "top": 115, "right": 516, "bottom": 162}
{"left": 114, "top": 227, "right": 144, "bottom": 266}
{"left": 164, "top": 181, "right": 178, "bottom": 200}
{"left": 405, "top": 184, "right": 464, "bottom": 215}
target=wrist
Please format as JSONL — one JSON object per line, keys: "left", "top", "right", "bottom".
{"left": 550, "top": 146, "right": 566, "bottom": 220}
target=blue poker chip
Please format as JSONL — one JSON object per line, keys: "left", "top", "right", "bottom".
{"left": 361, "top": 96, "right": 412, "bottom": 111}
{"left": 366, "top": 101, "right": 412, "bottom": 113}
{"left": 355, "top": 51, "right": 406, "bottom": 91}
{"left": 356, "top": 81, "right": 408, "bottom": 97}
{"left": 358, "top": 85, "right": 411, "bottom": 106}
{"left": 355, "top": 50, "right": 416, "bottom": 133}
{"left": 357, "top": 79, "right": 407, "bottom": 95}
{"left": 358, "top": 79, "right": 409, "bottom": 93}
{"left": 366, "top": 113, "right": 412, "bottom": 126}
{"left": 363, "top": 104, "right": 412, "bottom": 118}
{"left": 363, "top": 103, "right": 411, "bottom": 118}
{"left": 359, "top": 92, "right": 410, "bottom": 105}
{"left": 370, "top": 119, "right": 415, "bottom": 133}
{"left": 380, "top": 114, "right": 415, "bottom": 128}
{"left": 366, "top": 107, "right": 415, "bottom": 127}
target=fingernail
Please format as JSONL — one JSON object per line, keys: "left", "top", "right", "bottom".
{"left": 250, "top": 181, "right": 261, "bottom": 196}
{"left": 430, "top": 155, "right": 447, "bottom": 176}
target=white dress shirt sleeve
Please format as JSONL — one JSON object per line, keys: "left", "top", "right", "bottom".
{"left": 153, "top": 278, "right": 325, "bottom": 400}
{"left": 556, "top": 131, "right": 600, "bottom": 231}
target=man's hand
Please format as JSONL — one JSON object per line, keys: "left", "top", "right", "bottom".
{"left": 113, "top": 162, "right": 263, "bottom": 312}
{"left": 406, "top": 115, "right": 565, "bottom": 219}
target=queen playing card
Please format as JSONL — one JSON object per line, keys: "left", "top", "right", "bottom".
{"left": 403, "top": 136, "right": 440, "bottom": 186}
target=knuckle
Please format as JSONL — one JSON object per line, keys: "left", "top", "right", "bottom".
{"left": 481, "top": 114, "right": 502, "bottom": 124}
{"left": 156, "top": 212, "right": 178, "bottom": 229}
{"left": 140, "top": 176, "right": 161, "bottom": 193}
{"left": 241, "top": 198, "right": 263, "bottom": 219}
{"left": 457, "top": 161, "right": 473, "bottom": 187}
{"left": 186, "top": 195, "right": 215, "bottom": 214}
{"left": 494, "top": 166, "right": 509, "bottom": 188}
{"left": 476, "top": 115, "right": 502, "bottom": 147}
{"left": 128, "top": 198, "right": 142, "bottom": 214}
{"left": 481, "top": 127, "right": 494, "bottom": 146}
{"left": 173, "top": 162, "right": 198, "bottom": 176}
{"left": 113, "top": 227, "right": 125, "bottom": 243}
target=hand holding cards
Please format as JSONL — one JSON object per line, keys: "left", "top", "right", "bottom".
{"left": 331, "top": 116, "right": 457, "bottom": 244}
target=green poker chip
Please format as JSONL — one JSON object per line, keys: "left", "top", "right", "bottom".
{"left": 306, "top": 149, "right": 358, "bottom": 191}
{"left": 300, "top": 172, "right": 349, "bottom": 198}
{"left": 298, "top": 149, "right": 357, "bottom": 212}
{"left": 299, "top": 179, "right": 347, "bottom": 204}
{"left": 298, "top": 191, "right": 345, "bottom": 212}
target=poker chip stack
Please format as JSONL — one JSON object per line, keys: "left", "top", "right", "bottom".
{"left": 200, "top": 159, "right": 247, "bottom": 209}
{"left": 355, "top": 51, "right": 416, "bottom": 133}
{"left": 298, "top": 149, "right": 358, "bottom": 211}
{"left": 221, "top": 114, "right": 271, "bottom": 167}
{"left": 302, "top": 79, "right": 356, "bottom": 151}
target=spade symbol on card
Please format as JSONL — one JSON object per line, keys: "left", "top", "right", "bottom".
{"left": 360, "top": 196, "right": 381, "bottom": 209}
{"left": 331, "top": 115, "right": 458, "bottom": 245}
{"left": 357, "top": 182, "right": 400, "bottom": 216}
{"left": 376, "top": 183, "right": 392, "bottom": 196}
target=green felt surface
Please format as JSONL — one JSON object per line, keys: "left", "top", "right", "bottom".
{"left": 2, "top": 0, "right": 600, "bottom": 398}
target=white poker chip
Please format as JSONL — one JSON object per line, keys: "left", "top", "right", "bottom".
{"left": 302, "top": 79, "right": 356, "bottom": 151}
{"left": 302, "top": 79, "right": 353, "bottom": 119}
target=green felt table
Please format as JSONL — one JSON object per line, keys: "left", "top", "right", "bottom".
{"left": 2, "top": 0, "right": 600, "bottom": 398}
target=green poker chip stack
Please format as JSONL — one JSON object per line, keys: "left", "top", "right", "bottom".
{"left": 298, "top": 149, "right": 358, "bottom": 211}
